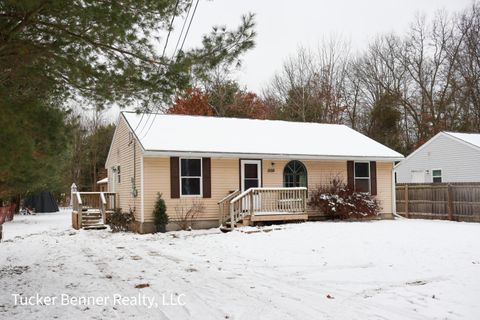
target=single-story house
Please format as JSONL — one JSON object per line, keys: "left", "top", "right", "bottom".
{"left": 395, "top": 131, "right": 480, "bottom": 184}
{"left": 105, "top": 112, "right": 403, "bottom": 233}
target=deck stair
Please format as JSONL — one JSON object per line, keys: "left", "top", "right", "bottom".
{"left": 72, "top": 192, "right": 116, "bottom": 230}
{"left": 81, "top": 208, "right": 107, "bottom": 230}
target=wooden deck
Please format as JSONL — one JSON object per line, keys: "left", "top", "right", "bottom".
{"left": 72, "top": 192, "right": 116, "bottom": 230}
{"left": 219, "top": 187, "right": 308, "bottom": 229}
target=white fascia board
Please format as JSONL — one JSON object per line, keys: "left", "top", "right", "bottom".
{"left": 143, "top": 150, "right": 404, "bottom": 162}
{"left": 394, "top": 132, "right": 446, "bottom": 170}
{"left": 443, "top": 132, "right": 480, "bottom": 153}
{"left": 121, "top": 112, "right": 147, "bottom": 154}
{"left": 104, "top": 114, "right": 123, "bottom": 168}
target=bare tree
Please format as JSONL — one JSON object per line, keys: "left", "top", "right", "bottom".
{"left": 264, "top": 38, "right": 351, "bottom": 124}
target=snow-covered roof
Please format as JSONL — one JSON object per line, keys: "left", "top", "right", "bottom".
{"left": 444, "top": 132, "right": 480, "bottom": 149}
{"left": 122, "top": 112, "right": 403, "bottom": 160}
{"left": 96, "top": 177, "right": 108, "bottom": 184}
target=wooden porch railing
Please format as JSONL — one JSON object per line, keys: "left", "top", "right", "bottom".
{"left": 72, "top": 192, "right": 116, "bottom": 227}
{"left": 228, "top": 187, "right": 307, "bottom": 228}
{"left": 218, "top": 190, "right": 240, "bottom": 225}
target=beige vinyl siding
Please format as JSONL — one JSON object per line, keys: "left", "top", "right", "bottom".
{"left": 262, "top": 159, "right": 393, "bottom": 215}
{"left": 143, "top": 157, "right": 238, "bottom": 222}
{"left": 105, "top": 116, "right": 142, "bottom": 221}
{"left": 376, "top": 161, "right": 393, "bottom": 214}
{"left": 263, "top": 160, "right": 347, "bottom": 217}
{"left": 140, "top": 156, "right": 393, "bottom": 223}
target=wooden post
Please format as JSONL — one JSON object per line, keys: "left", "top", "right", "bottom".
{"left": 249, "top": 191, "right": 254, "bottom": 215}
{"left": 447, "top": 184, "right": 454, "bottom": 221}
{"left": 229, "top": 203, "right": 235, "bottom": 229}
{"left": 405, "top": 185, "right": 409, "bottom": 218}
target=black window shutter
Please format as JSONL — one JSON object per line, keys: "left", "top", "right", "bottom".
{"left": 170, "top": 157, "right": 180, "bottom": 198}
{"left": 202, "top": 158, "right": 211, "bottom": 198}
{"left": 370, "top": 161, "right": 377, "bottom": 195}
{"left": 347, "top": 161, "right": 354, "bottom": 190}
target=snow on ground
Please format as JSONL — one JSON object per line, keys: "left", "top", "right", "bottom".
{"left": 1, "top": 209, "right": 71, "bottom": 240}
{"left": 1, "top": 212, "right": 480, "bottom": 320}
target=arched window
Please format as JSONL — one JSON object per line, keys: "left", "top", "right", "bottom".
{"left": 283, "top": 160, "right": 307, "bottom": 188}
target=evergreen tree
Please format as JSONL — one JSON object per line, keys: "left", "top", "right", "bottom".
{"left": 153, "top": 193, "right": 168, "bottom": 232}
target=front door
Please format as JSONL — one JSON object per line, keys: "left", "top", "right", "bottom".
{"left": 241, "top": 160, "right": 262, "bottom": 191}
{"left": 240, "top": 160, "right": 262, "bottom": 212}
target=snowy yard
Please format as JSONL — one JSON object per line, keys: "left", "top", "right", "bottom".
{"left": 1, "top": 211, "right": 480, "bottom": 319}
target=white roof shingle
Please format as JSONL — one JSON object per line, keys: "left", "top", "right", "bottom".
{"left": 122, "top": 112, "right": 403, "bottom": 160}
{"left": 444, "top": 132, "right": 480, "bottom": 150}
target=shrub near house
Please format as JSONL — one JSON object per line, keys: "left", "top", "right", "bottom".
{"left": 309, "top": 179, "right": 381, "bottom": 220}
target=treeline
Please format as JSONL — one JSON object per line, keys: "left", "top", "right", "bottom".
{"left": 266, "top": 3, "right": 480, "bottom": 154}
{"left": 67, "top": 110, "right": 115, "bottom": 192}
{"left": 170, "top": 3, "right": 480, "bottom": 155}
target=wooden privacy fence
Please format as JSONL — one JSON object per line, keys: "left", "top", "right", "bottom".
{"left": 396, "top": 183, "right": 480, "bottom": 222}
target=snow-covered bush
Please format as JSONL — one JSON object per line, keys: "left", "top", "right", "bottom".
{"left": 308, "top": 179, "right": 380, "bottom": 219}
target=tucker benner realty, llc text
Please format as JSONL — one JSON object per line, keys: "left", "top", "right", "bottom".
{"left": 12, "top": 293, "right": 186, "bottom": 309}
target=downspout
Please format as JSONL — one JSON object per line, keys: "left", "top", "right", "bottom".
{"left": 391, "top": 161, "right": 398, "bottom": 218}
{"left": 140, "top": 154, "right": 144, "bottom": 223}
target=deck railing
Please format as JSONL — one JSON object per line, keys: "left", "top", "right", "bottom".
{"left": 228, "top": 187, "right": 307, "bottom": 228}
{"left": 218, "top": 190, "right": 240, "bottom": 224}
{"left": 72, "top": 192, "right": 117, "bottom": 226}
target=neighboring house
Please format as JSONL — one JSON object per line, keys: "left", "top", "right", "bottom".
{"left": 395, "top": 131, "right": 480, "bottom": 183}
{"left": 97, "top": 177, "right": 108, "bottom": 192}
{"left": 105, "top": 112, "right": 403, "bottom": 233}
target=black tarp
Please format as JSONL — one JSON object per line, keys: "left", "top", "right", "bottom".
{"left": 24, "top": 192, "right": 59, "bottom": 213}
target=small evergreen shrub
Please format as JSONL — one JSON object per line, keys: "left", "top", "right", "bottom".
{"left": 308, "top": 178, "right": 381, "bottom": 220}
{"left": 153, "top": 193, "right": 168, "bottom": 232}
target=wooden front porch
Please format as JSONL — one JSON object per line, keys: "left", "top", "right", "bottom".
{"left": 218, "top": 187, "right": 308, "bottom": 230}
{"left": 72, "top": 192, "right": 117, "bottom": 230}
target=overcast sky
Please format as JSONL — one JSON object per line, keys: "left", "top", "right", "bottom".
{"left": 107, "top": 0, "right": 472, "bottom": 120}
{"left": 179, "top": 0, "right": 472, "bottom": 92}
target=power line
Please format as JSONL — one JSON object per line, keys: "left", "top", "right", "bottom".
{"left": 179, "top": 0, "right": 200, "bottom": 53}
{"left": 136, "top": 0, "right": 180, "bottom": 137}
{"left": 141, "top": 0, "right": 201, "bottom": 140}
{"left": 172, "top": 0, "right": 193, "bottom": 59}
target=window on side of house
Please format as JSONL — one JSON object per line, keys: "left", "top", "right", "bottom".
{"left": 354, "top": 162, "right": 370, "bottom": 193}
{"left": 117, "top": 166, "right": 121, "bottom": 183}
{"left": 432, "top": 169, "right": 442, "bottom": 183}
{"left": 180, "top": 158, "right": 202, "bottom": 196}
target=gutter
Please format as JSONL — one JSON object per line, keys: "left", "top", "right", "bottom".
{"left": 143, "top": 150, "right": 404, "bottom": 162}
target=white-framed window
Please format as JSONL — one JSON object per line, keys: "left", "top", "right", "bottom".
{"left": 432, "top": 169, "right": 442, "bottom": 183}
{"left": 354, "top": 161, "right": 370, "bottom": 193}
{"left": 180, "top": 158, "right": 202, "bottom": 196}
{"left": 117, "top": 165, "right": 121, "bottom": 184}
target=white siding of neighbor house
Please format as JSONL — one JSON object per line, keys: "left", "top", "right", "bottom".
{"left": 395, "top": 133, "right": 480, "bottom": 183}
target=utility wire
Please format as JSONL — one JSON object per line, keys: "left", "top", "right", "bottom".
{"left": 172, "top": 0, "right": 193, "bottom": 59}
{"left": 141, "top": 0, "right": 201, "bottom": 139}
{"left": 179, "top": 0, "right": 200, "bottom": 53}
{"left": 136, "top": 0, "right": 180, "bottom": 137}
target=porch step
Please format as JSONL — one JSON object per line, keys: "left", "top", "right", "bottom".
{"left": 220, "top": 226, "right": 233, "bottom": 233}
{"left": 83, "top": 223, "right": 107, "bottom": 230}
{"left": 219, "top": 219, "right": 248, "bottom": 232}
{"left": 81, "top": 209, "right": 104, "bottom": 230}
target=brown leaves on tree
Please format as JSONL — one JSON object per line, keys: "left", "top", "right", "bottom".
{"left": 168, "top": 87, "right": 273, "bottom": 120}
